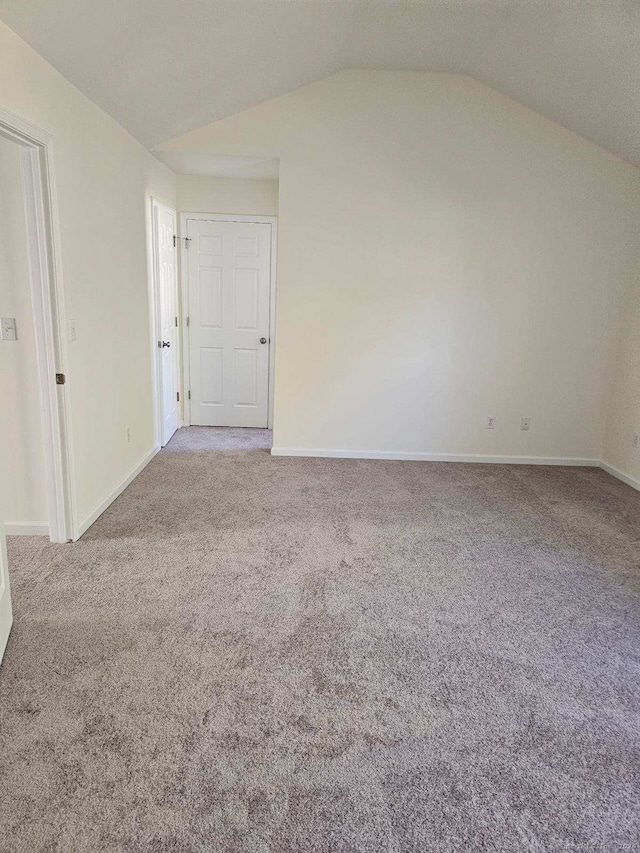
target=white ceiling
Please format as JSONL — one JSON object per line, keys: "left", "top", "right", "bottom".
{"left": 0, "top": 0, "right": 638, "bottom": 166}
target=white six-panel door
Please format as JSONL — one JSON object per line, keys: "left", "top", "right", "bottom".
{"left": 187, "top": 218, "right": 272, "bottom": 428}
{"left": 0, "top": 522, "right": 13, "bottom": 665}
{"left": 154, "top": 203, "right": 180, "bottom": 446}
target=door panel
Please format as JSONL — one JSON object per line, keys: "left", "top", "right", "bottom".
{"left": 201, "top": 347, "right": 224, "bottom": 403}
{"left": 0, "top": 522, "right": 13, "bottom": 666}
{"left": 155, "top": 204, "right": 180, "bottom": 446}
{"left": 187, "top": 219, "right": 271, "bottom": 428}
{"left": 234, "top": 348, "right": 258, "bottom": 405}
{"left": 199, "top": 268, "right": 223, "bottom": 327}
{"left": 235, "top": 270, "right": 258, "bottom": 329}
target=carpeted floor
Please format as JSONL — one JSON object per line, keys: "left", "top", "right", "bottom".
{"left": 1, "top": 427, "right": 639, "bottom": 852}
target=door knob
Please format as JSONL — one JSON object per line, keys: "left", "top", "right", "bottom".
{"left": 162, "top": 341, "right": 171, "bottom": 348}
{"left": 259, "top": 337, "right": 267, "bottom": 344}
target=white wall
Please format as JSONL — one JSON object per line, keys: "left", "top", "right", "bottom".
{"left": 602, "top": 256, "right": 640, "bottom": 486}
{"left": 161, "top": 70, "right": 640, "bottom": 461}
{"left": 0, "top": 135, "right": 48, "bottom": 528}
{"left": 0, "top": 20, "right": 176, "bottom": 533}
{"left": 177, "top": 175, "right": 278, "bottom": 216}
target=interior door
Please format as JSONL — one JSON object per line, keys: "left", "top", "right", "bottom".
{"left": 187, "top": 218, "right": 272, "bottom": 428}
{"left": 155, "top": 203, "right": 180, "bottom": 445}
{"left": 0, "top": 522, "right": 13, "bottom": 666}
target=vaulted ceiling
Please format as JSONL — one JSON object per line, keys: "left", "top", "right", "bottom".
{"left": 0, "top": 0, "right": 638, "bottom": 165}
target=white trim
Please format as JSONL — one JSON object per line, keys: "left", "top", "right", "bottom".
{"left": 0, "top": 106, "right": 76, "bottom": 543}
{"left": 267, "top": 220, "right": 277, "bottom": 430}
{"left": 179, "top": 212, "right": 278, "bottom": 428}
{"left": 4, "top": 523, "right": 50, "bottom": 536}
{"left": 0, "top": 521, "right": 12, "bottom": 666}
{"left": 148, "top": 197, "right": 162, "bottom": 448}
{"left": 599, "top": 460, "right": 640, "bottom": 492}
{"left": 179, "top": 223, "right": 190, "bottom": 424}
{"left": 0, "top": 105, "right": 52, "bottom": 146}
{"left": 77, "top": 445, "right": 160, "bottom": 538}
{"left": 150, "top": 198, "right": 180, "bottom": 446}
{"left": 271, "top": 447, "right": 599, "bottom": 466}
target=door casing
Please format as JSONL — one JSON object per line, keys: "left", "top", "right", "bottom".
{"left": 0, "top": 521, "right": 12, "bottom": 664}
{"left": 0, "top": 106, "right": 75, "bottom": 543}
{"left": 180, "top": 213, "right": 278, "bottom": 429}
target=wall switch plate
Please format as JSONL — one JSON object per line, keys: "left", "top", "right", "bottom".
{"left": 126, "top": 426, "right": 131, "bottom": 443}
{"left": 69, "top": 318, "right": 77, "bottom": 341}
{"left": 0, "top": 317, "right": 17, "bottom": 340}
{"left": 486, "top": 416, "right": 496, "bottom": 430}
{"left": 521, "top": 417, "right": 531, "bottom": 431}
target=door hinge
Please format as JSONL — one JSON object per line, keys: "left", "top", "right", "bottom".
{"left": 55, "top": 373, "right": 65, "bottom": 385}
{"left": 175, "top": 316, "right": 178, "bottom": 327}
{"left": 186, "top": 316, "right": 190, "bottom": 327}
{"left": 173, "top": 235, "right": 177, "bottom": 248}
{"left": 177, "top": 391, "right": 180, "bottom": 402}
{"left": 188, "top": 390, "right": 191, "bottom": 400}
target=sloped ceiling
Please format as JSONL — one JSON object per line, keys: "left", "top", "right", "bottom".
{"left": 0, "top": 0, "right": 638, "bottom": 166}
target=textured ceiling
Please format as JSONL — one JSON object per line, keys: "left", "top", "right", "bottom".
{"left": 0, "top": 0, "right": 638, "bottom": 166}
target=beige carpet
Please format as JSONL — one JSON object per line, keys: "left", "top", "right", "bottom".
{"left": 1, "top": 427, "right": 639, "bottom": 852}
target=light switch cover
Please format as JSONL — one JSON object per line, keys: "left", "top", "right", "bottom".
{"left": 0, "top": 318, "right": 17, "bottom": 341}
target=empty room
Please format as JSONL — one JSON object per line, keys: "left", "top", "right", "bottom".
{"left": 0, "top": 2, "right": 639, "bottom": 851}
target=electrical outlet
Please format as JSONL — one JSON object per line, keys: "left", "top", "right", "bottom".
{"left": 486, "top": 416, "right": 496, "bottom": 430}
{"left": 521, "top": 417, "right": 531, "bottom": 431}
{"left": 0, "top": 317, "right": 17, "bottom": 341}
{"left": 633, "top": 433, "right": 638, "bottom": 449}
{"left": 69, "top": 318, "right": 77, "bottom": 341}
{"left": 126, "top": 426, "right": 131, "bottom": 443}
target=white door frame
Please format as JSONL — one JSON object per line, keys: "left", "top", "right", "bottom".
{"left": 150, "top": 198, "right": 180, "bottom": 445}
{"left": 0, "top": 106, "right": 75, "bottom": 543}
{"left": 0, "top": 519, "right": 12, "bottom": 663}
{"left": 180, "top": 213, "right": 278, "bottom": 429}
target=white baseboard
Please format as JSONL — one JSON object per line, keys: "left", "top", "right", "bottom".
{"left": 599, "top": 461, "right": 640, "bottom": 492}
{"left": 271, "top": 447, "right": 599, "bottom": 466}
{"left": 76, "top": 445, "right": 160, "bottom": 539}
{"left": 4, "top": 522, "right": 49, "bottom": 536}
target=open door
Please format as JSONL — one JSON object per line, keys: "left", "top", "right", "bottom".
{"left": 0, "top": 522, "right": 13, "bottom": 665}
{"left": 152, "top": 200, "right": 180, "bottom": 446}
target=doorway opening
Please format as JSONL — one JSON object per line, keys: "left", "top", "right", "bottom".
{"left": 149, "top": 153, "right": 280, "bottom": 454}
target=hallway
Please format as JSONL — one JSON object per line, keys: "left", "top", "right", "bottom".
{"left": 1, "top": 428, "right": 639, "bottom": 852}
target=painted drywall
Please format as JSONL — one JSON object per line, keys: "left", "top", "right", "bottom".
{"left": 0, "top": 20, "right": 176, "bottom": 533}
{"left": 160, "top": 70, "right": 640, "bottom": 461}
{"left": 177, "top": 175, "right": 278, "bottom": 216}
{"left": 602, "top": 255, "right": 640, "bottom": 487}
{"left": 0, "top": 135, "right": 48, "bottom": 527}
